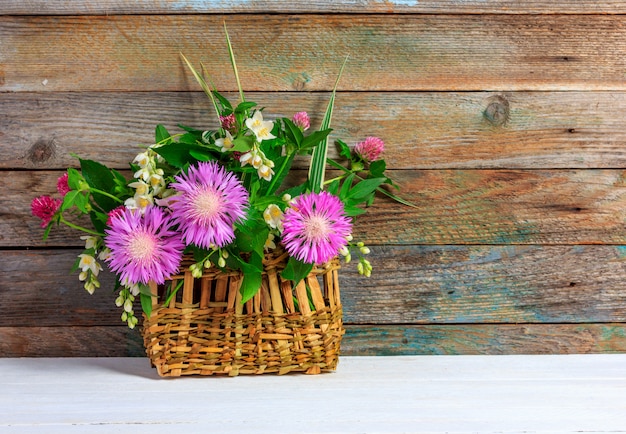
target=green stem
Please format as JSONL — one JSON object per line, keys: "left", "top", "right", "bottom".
{"left": 60, "top": 215, "right": 104, "bottom": 237}
{"left": 323, "top": 173, "right": 348, "bottom": 185}
{"left": 266, "top": 152, "right": 294, "bottom": 195}
{"left": 87, "top": 188, "right": 124, "bottom": 203}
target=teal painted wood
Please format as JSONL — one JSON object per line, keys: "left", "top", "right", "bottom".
{"left": 2, "top": 324, "right": 625, "bottom": 357}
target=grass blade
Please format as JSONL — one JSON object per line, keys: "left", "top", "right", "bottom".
{"left": 308, "top": 56, "right": 348, "bottom": 193}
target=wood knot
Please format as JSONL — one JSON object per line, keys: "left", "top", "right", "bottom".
{"left": 27, "top": 138, "right": 56, "bottom": 164}
{"left": 483, "top": 95, "right": 510, "bottom": 127}
{"left": 290, "top": 72, "right": 311, "bottom": 91}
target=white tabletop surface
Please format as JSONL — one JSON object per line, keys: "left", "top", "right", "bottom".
{"left": 1, "top": 355, "right": 625, "bottom": 433}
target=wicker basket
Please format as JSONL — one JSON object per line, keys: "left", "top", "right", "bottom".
{"left": 142, "top": 250, "right": 344, "bottom": 377}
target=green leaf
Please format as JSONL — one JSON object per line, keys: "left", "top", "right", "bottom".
{"left": 152, "top": 142, "right": 214, "bottom": 168}
{"left": 300, "top": 129, "right": 332, "bottom": 151}
{"left": 347, "top": 177, "right": 386, "bottom": 201}
{"left": 155, "top": 124, "right": 170, "bottom": 144}
{"left": 308, "top": 57, "right": 348, "bottom": 193}
{"left": 189, "top": 149, "right": 213, "bottom": 162}
{"left": 339, "top": 173, "right": 356, "bottom": 200}
{"left": 61, "top": 190, "right": 89, "bottom": 213}
{"left": 90, "top": 211, "right": 108, "bottom": 234}
{"left": 235, "top": 212, "right": 268, "bottom": 258}
{"left": 233, "top": 252, "right": 264, "bottom": 303}
{"left": 180, "top": 53, "right": 221, "bottom": 122}
{"left": 67, "top": 168, "right": 83, "bottom": 190}
{"left": 282, "top": 118, "right": 304, "bottom": 147}
{"left": 235, "top": 101, "right": 258, "bottom": 115}
{"left": 79, "top": 158, "right": 117, "bottom": 211}
{"left": 212, "top": 90, "right": 233, "bottom": 113}
{"left": 281, "top": 256, "right": 314, "bottom": 286}
{"left": 369, "top": 160, "right": 387, "bottom": 178}
{"left": 326, "top": 178, "right": 340, "bottom": 196}
{"left": 140, "top": 291, "right": 153, "bottom": 318}
{"left": 336, "top": 139, "right": 352, "bottom": 159}
{"left": 343, "top": 205, "right": 368, "bottom": 217}
{"left": 263, "top": 154, "right": 294, "bottom": 196}
{"left": 231, "top": 135, "right": 255, "bottom": 153}
{"left": 223, "top": 22, "right": 245, "bottom": 103}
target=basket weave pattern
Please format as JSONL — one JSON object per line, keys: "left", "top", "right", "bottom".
{"left": 142, "top": 251, "right": 344, "bottom": 377}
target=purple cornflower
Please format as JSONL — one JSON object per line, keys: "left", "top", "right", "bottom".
{"left": 104, "top": 206, "right": 184, "bottom": 285}
{"left": 291, "top": 111, "right": 310, "bottom": 131}
{"left": 170, "top": 161, "right": 249, "bottom": 249}
{"left": 354, "top": 136, "right": 385, "bottom": 163}
{"left": 31, "top": 195, "right": 62, "bottom": 228}
{"left": 281, "top": 191, "right": 352, "bottom": 264}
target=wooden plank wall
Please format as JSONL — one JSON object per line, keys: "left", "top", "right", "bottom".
{"left": 1, "top": 1, "right": 626, "bottom": 357}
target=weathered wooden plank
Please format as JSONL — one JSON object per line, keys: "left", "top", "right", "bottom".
{"left": 2, "top": 324, "right": 626, "bottom": 357}
{"left": 1, "top": 0, "right": 625, "bottom": 15}
{"left": 342, "top": 324, "right": 626, "bottom": 355}
{"left": 2, "top": 15, "right": 625, "bottom": 92}
{"left": 4, "top": 91, "right": 626, "bottom": 171}
{"left": 3, "top": 246, "right": 626, "bottom": 326}
{"left": 8, "top": 169, "right": 626, "bottom": 247}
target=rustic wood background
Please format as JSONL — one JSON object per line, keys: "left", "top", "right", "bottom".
{"left": 2, "top": 1, "right": 626, "bottom": 357}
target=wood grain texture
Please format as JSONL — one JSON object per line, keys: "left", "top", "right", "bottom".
{"left": 8, "top": 169, "right": 626, "bottom": 247}
{"left": 1, "top": 15, "right": 625, "bottom": 92}
{"left": 3, "top": 246, "right": 626, "bottom": 327}
{"left": 4, "top": 91, "right": 626, "bottom": 171}
{"left": 2, "top": 324, "right": 625, "bottom": 357}
{"left": 2, "top": 0, "right": 626, "bottom": 15}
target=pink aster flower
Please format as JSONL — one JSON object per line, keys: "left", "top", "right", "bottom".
{"left": 104, "top": 206, "right": 184, "bottom": 285}
{"left": 292, "top": 111, "right": 310, "bottom": 131}
{"left": 56, "top": 172, "right": 71, "bottom": 197}
{"left": 31, "top": 195, "right": 62, "bottom": 228}
{"left": 354, "top": 136, "right": 385, "bottom": 163}
{"left": 281, "top": 191, "right": 352, "bottom": 264}
{"left": 170, "top": 161, "right": 249, "bottom": 249}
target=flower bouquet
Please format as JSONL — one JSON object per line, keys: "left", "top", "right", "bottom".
{"left": 32, "top": 28, "right": 408, "bottom": 376}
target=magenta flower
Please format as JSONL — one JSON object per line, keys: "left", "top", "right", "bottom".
{"left": 281, "top": 191, "right": 352, "bottom": 264}
{"left": 106, "top": 205, "right": 126, "bottom": 226}
{"left": 292, "top": 111, "right": 310, "bottom": 131}
{"left": 104, "top": 206, "right": 184, "bottom": 285}
{"left": 220, "top": 114, "right": 236, "bottom": 132}
{"left": 354, "top": 136, "right": 385, "bottom": 163}
{"left": 170, "top": 161, "right": 249, "bottom": 249}
{"left": 31, "top": 195, "right": 62, "bottom": 228}
{"left": 56, "top": 173, "right": 71, "bottom": 197}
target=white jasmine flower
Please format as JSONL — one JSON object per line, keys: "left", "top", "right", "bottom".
{"left": 80, "top": 235, "right": 98, "bottom": 250}
{"left": 263, "top": 204, "right": 284, "bottom": 231}
{"left": 215, "top": 131, "right": 235, "bottom": 152}
{"left": 245, "top": 111, "right": 276, "bottom": 142}
{"left": 78, "top": 254, "right": 102, "bottom": 276}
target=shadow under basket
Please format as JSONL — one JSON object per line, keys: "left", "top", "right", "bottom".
{"left": 142, "top": 251, "right": 344, "bottom": 377}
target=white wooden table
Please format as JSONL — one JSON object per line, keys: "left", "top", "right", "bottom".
{"left": 1, "top": 355, "right": 625, "bottom": 433}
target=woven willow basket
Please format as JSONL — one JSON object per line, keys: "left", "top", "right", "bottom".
{"left": 142, "top": 250, "right": 344, "bottom": 377}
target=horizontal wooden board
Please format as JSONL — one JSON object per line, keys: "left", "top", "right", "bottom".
{"left": 4, "top": 91, "right": 626, "bottom": 171}
{"left": 2, "top": 15, "right": 625, "bottom": 92}
{"left": 2, "top": 1, "right": 626, "bottom": 15}
{"left": 1, "top": 324, "right": 625, "bottom": 357}
{"left": 3, "top": 246, "right": 626, "bottom": 327}
{"left": 9, "top": 169, "right": 626, "bottom": 247}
